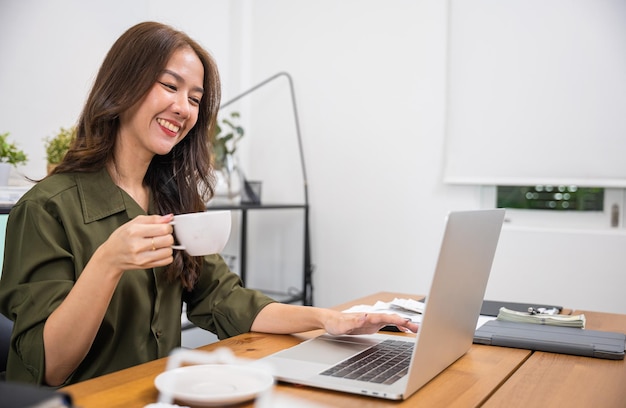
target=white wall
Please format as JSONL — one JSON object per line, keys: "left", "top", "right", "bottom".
{"left": 1, "top": 0, "right": 624, "bottom": 315}
{"left": 245, "top": 0, "right": 479, "bottom": 306}
{"left": 491, "top": 226, "right": 626, "bottom": 313}
{"left": 0, "top": 0, "right": 237, "bottom": 182}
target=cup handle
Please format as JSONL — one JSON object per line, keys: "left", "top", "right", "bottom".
{"left": 169, "top": 221, "right": 184, "bottom": 250}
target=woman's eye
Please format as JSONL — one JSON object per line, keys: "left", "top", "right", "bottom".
{"left": 189, "top": 97, "right": 201, "bottom": 106}
{"left": 159, "top": 81, "right": 177, "bottom": 91}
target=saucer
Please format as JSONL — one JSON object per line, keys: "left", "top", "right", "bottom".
{"left": 154, "top": 364, "right": 274, "bottom": 407}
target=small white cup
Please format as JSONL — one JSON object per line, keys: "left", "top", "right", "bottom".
{"left": 170, "top": 211, "right": 232, "bottom": 256}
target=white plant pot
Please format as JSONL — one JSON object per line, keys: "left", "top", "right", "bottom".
{"left": 0, "top": 163, "right": 11, "bottom": 186}
{"left": 209, "top": 168, "right": 242, "bottom": 206}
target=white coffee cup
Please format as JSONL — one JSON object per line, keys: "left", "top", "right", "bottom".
{"left": 170, "top": 211, "right": 232, "bottom": 256}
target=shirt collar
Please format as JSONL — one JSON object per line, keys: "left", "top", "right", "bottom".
{"left": 75, "top": 167, "right": 147, "bottom": 223}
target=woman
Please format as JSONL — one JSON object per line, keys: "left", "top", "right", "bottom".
{"left": 0, "top": 21, "right": 416, "bottom": 387}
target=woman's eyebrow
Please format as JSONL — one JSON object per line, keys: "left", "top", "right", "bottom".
{"left": 162, "top": 69, "right": 204, "bottom": 94}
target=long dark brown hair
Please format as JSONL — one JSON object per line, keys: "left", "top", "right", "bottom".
{"left": 52, "top": 21, "right": 221, "bottom": 289}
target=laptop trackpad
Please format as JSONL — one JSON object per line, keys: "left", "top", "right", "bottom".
{"left": 276, "top": 335, "right": 377, "bottom": 365}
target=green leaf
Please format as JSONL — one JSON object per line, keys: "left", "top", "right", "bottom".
{"left": 211, "top": 111, "right": 245, "bottom": 170}
{"left": 0, "top": 132, "right": 28, "bottom": 166}
{"left": 44, "top": 126, "right": 76, "bottom": 164}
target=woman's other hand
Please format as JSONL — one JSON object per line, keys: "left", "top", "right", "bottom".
{"left": 251, "top": 303, "right": 418, "bottom": 336}
{"left": 324, "top": 312, "right": 419, "bottom": 336}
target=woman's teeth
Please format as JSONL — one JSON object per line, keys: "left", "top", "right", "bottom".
{"left": 157, "top": 118, "right": 180, "bottom": 133}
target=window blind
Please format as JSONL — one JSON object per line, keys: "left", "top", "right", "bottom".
{"left": 444, "top": 0, "right": 626, "bottom": 187}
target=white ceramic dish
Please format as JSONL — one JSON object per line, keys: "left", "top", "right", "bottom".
{"left": 154, "top": 364, "right": 274, "bottom": 407}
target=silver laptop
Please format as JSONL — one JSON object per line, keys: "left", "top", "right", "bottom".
{"left": 254, "top": 209, "right": 505, "bottom": 400}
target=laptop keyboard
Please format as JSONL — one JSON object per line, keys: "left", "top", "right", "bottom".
{"left": 320, "top": 339, "right": 414, "bottom": 384}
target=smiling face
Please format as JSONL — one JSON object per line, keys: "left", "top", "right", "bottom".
{"left": 117, "top": 46, "right": 205, "bottom": 161}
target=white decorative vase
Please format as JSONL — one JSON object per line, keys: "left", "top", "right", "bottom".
{"left": 209, "top": 156, "right": 243, "bottom": 206}
{"left": 0, "top": 163, "right": 11, "bottom": 186}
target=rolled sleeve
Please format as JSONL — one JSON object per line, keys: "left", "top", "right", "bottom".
{"left": 0, "top": 200, "right": 77, "bottom": 384}
{"left": 184, "top": 254, "right": 276, "bottom": 339}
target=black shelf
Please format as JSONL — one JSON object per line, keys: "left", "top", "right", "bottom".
{"left": 211, "top": 72, "right": 312, "bottom": 306}
{"left": 206, "top": 202, "right": 313, "bottom": 306}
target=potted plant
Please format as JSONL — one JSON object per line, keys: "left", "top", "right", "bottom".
{"left": 209, "top": 112, "right": 245, "bottom": 204}
{"left": 44, "top": 126, "right": 76, "bottom": 174}
{"left": 211, "top": 111, "right": 244, "bottom": 172}
{"left": 0, "top": 132, "right": 28, "bottom": 185}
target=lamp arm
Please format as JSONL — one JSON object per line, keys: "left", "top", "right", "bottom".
{"left": 219, "top": 72, "right": 308, "bottom": 205}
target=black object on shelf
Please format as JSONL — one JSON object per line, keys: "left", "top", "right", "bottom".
{"left": 241, "top": 179, "right": 262, "bottom": 205}
{"left": 210, "top": 72, "right": 313, "bottom": 306}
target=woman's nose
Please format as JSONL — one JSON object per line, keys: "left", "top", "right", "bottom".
{"left": 172, "top": 94, "right": 190, "bottom": 119}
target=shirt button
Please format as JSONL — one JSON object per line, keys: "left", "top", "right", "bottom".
{"left": 156, "top": 330, "right": 162, "bottom": 338}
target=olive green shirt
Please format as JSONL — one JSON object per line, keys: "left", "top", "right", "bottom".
{"left": 0, "top": 168, "right": 275, "bottom": 385}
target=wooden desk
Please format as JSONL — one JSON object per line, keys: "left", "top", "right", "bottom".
{"left": 484, "top": 310, "right": 626, "bottom": 408}
{"left": 61, "top": 292, "right": 625, "bottom": 407}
